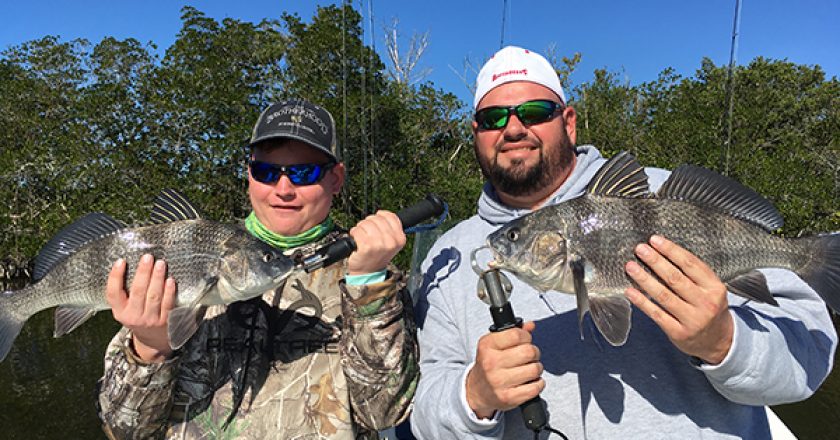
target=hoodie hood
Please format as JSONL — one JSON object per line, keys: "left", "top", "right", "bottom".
{"left": 477, "top": 145, "right": 606, "bottom": 226}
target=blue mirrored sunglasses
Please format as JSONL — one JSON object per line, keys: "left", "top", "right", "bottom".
{"left": 249, "top": 160, "right": 336, "bottom": 185}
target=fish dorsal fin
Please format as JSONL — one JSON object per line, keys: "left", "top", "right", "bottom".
{"left": 656, "top": 165, "right": 784, "bottom": 232}
{"left": 33, "top": 213, "right": 127, "bottom": 281}
{"left": 586, "top": 151, "right": 651, "bottom": 198}
{"left": 150, "top": 188, "right": 203, "bottom": 224}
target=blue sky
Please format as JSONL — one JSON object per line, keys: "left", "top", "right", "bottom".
{"left": 1, "top": 1, "right": 838, "bottom": 106}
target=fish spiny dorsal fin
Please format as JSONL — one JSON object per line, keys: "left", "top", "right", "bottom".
{"left": 150, "top": 188, "right": 203, "bottom": 224}
{"left": 586, "top": 151, "right": 650, "bottom": 198}
{"left": 656, "top": 165, "right": 783, "bottom": 232}
{"left": 32, "top": 213, "right": 126, "bottom": 281}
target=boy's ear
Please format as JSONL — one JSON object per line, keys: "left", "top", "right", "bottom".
{"left": 331, "top": 163, "right": 346, "bottom": 195}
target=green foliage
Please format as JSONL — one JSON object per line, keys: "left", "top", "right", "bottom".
{"left": 0, "top": 4, "right": 837, "bottom": 274}
{"left": 573, "top": 57, "right": 839, "bottom": 236}
{"left": 1, "top": 7, "right": 837, "bottom": 439}
{"left": 0, "top": 37, "right": 96, "bottom": 264}
{"left": 0, "top": 5, "right": 469, "bottom": 272}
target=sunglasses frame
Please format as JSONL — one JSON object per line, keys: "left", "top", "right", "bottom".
{"left": 474, "top": 99, "right": 564, "bottom": 130}
{"left": 248, "top": 159, "right": 337, "bottom": 186}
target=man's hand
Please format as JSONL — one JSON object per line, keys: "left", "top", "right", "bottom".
{"left": 106, "top": 254, "right": 177, "bottom": 363}
{"left": 466, "top": 321, "right": 545, "bottom": 419}
{"left": 346, "top": 210, "right": 406, "bottom": 276}
{"left": 624, "top": 235, "right": 734, "bottom": 364}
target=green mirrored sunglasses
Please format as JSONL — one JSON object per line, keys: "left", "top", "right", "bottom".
{"left": 474, "top": 99, "right": 564, "bottom": 130}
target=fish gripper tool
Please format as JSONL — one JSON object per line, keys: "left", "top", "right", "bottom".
{"left": 472, "top": 248, "right": 569, "bottom": 439}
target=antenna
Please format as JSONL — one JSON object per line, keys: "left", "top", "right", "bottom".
{"left": 367, "top": 0, "right": 376, "bottom": 216}
{"left": 341, "top": 1, "right": 349, "bottom": 216}
{"left": 500, "top": 0, "right": 508, "bottom": 48}
{"left": 722, "top": 0, "right": 742, "bottom": 176}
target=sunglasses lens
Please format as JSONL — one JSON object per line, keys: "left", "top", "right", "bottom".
{"left": 475, "top": 100, "right": 559, "bottom": 130}
{"left": 249, "top": 161, "right": 333, "bottom": 185}
{"left": 250, "top": 161, "right": 280, "bottom": 183}
{"left": 517, "top": 101, "right": 556, "bottom": 124}
{"left": 476, "top": 107, "right": 510, "bottom": 130}
{"left": 287, "top": 164, "right": 321, "bottom": 185}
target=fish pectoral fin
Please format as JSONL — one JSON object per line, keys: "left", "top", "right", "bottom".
{"left": 165, "top": 279, "right": 217, "bottom": 350}
{"left": 726, "top": 270, "right": 779, "bottom": 306}
{"left": 54, "top": 306, "right": 98, "bottom": 337}
{"left": 588, "top": 295, "right": 632, "bottom": 346}
{"left": 167, "top": 305, "right": 208, "bottom": 349}
{"left": 570, "top": 258, "right": 589, "bottom": 340}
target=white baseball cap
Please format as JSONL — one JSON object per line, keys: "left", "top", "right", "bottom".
{"left": 473, "top": 45, "right": 566, "bottom": 109}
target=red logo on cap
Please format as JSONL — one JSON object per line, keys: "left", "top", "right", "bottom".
{"left": 492, "top": 69, "right": 528, "bottom": 82}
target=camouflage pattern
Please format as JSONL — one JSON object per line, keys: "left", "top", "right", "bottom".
{"left": 96, "top": 234, "right": 418, "bottom": 439}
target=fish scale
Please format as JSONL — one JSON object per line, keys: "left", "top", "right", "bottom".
{"left": 565, "top": 196, "right": 808, "bottom": 295}
{"left": 22, "top": 222, "right": 227, "bottom": 313}
{"left": 0, "top": 190, "right": 294, "bottom": 362}
{"left": 487, "top": 152, "right": 840, "bottom": 346}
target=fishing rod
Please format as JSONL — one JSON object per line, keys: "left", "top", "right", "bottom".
{"left": 295, "top": 194, "right": 446, "bottom": 272}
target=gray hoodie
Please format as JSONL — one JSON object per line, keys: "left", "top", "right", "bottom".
{"left": 411, "top": 145, "right": 836, "bottom": 439}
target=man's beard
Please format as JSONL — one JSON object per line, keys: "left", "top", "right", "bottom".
{"left": 477, "top": 136, "right": 574, "bottom": 197}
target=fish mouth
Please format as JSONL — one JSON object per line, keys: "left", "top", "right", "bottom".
{"left": 273, "top": 271, "right": 293, "bottom": 283}
{"left": 272, "top": 258, "right": 297, "bottom": 283}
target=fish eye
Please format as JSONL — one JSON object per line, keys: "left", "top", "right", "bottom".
{"left": 262, "top": 252, "right": 273, "bottom": 263}
{"left": 506, "top": 228, "right": 520, "bottom": 242}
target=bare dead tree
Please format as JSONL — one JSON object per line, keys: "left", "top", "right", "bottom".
{"left": 384, "top": 18, "right": 431, "bottom": 86}
{"left": 448, "top": 55, "right": 482, "bottom": 99}
{"left": 543, "top": 42, "right": 582, "bottom": 91}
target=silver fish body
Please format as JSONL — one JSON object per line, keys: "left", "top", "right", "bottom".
{"left": 487, "top": 152, "right": 840, "bottom": 346}
{"left": 492, "top": 196, "right": 808, "bottom": 296}
{"left": 0, "top": 190, "right": 294, "bottom": 361}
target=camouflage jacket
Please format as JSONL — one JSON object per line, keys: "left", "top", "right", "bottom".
{"left": 96, "top": 235, "right": 418, "bottom": 440}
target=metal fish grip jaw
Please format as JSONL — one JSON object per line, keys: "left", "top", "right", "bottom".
{"left": 471, "top": 246, "right": 514, "bottom": 306}
{"left": 471, "top": 246, "right": 569, "bottom": 439}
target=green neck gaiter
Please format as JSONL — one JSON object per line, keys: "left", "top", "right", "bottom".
{"left": 245, "top": 212, "right": 334, "bottom": 250}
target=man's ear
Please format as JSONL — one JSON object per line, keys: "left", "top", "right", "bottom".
{"left": 330, "top": 163, "right": 346, "bottom": 195}
{"left": 562, "top": 106, "right": 577, "bottom": 145}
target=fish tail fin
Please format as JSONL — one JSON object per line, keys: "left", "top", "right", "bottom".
{"left": 799, "top": 233, "right": 840, "bottom": 313}
{"left": 0, "top": 290, "right": 27, "bottom": 362}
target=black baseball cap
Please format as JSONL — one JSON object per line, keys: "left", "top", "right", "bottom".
{"left": 246, "top": 99, "right": 339, "bottom": 162}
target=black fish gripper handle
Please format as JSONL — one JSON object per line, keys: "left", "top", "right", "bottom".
{"left": 482, "top": 269, "right": 548, "bottom": 433}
